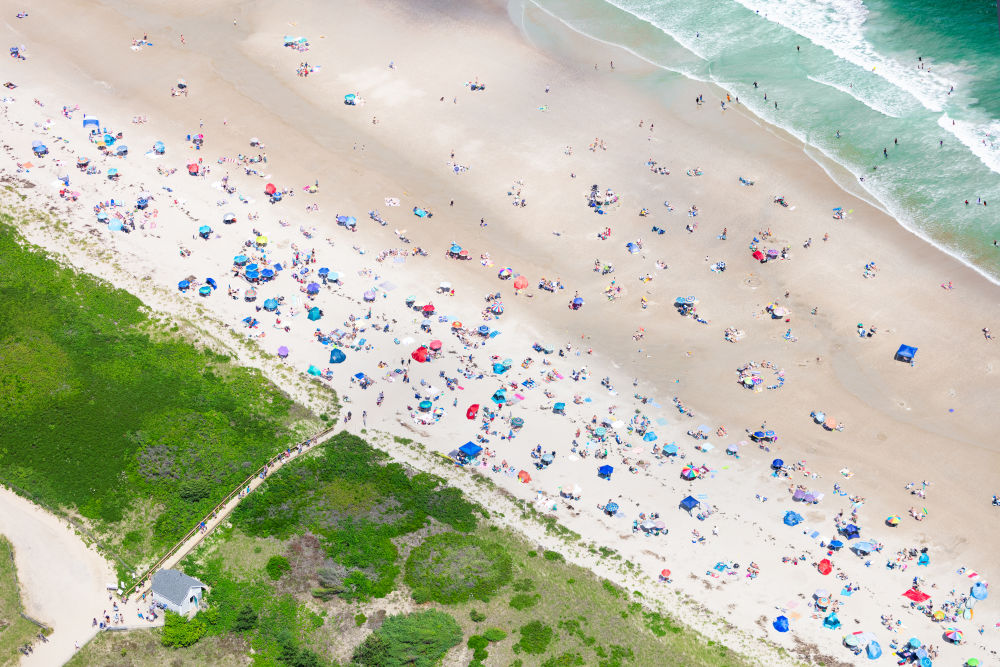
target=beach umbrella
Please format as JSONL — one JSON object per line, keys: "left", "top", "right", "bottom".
{"left": 107, "top": 168, "right": 118, "bottom": 177}
{"left": 660, "top": 569, "right": 671, "bottom": 579}
{"left": 971, "top": 582, "right": 988, "bottom": 600}
{"left": 153, "top": 141, "right": 165, "bottom": 153}
{"left": 307, "top": 307, "right": 321, "bottom": 321}
{"left": 661, "top": 443, "right": 678, "bottom": 455}
{"left": 418, "top": 400, "right": 432, "bottom": 412}
{"left": 886, "top": 515, "right": 901, "bottom": 526}
{"left": 726, "top": 444, "right": 739, "bottom": 454}
{"left": 198, "top": 285, "right": 212, "bottom": 296}
{"left": 605, "top": 502, "right": 619, "bottom": 514}
{"left": 814, "top": 588, "right": 829, "bottom": 598}
{"left": 223, "top": 212, "right": 237, "bottom": 223}
{"left": 307, "top": 365, "right": 322, "bottom": 376}
{"left": 498, "top": 267, "right": 512, "bottom": 278}
{"left": 513, "top": 275, "right": 528, "bottom": 290}
{"left": 824, "top": 416, "right": 838, "bottom": 430}
{"left": 206, "top": 278, "right": 217, "bottom": 289}
{"left": 363, "top": 289, "right": 376, "bottom": 302}
{"left": 108, "top": 220, "right": 124, "bottom": 232}
{"left": 265, "top": 183, "right": 276, "bottom": 195}
{"left": 541, "top": 453, "right": 554, "bottom": 464}
{"left": 680, "top": 465, "right": 698, "bottom": 480}
{"left": 245, "top": 270, "right": 260, "bottom": 280}
{"left": 772, "top": 616, "right": 789, "bottom": 633}
{"left": 277, "top": 346, "right": 289, "bottom": 358}
{"left": 572, "top": 297, "right": 584, "bottom": 306}
{"left": 429, "top": 339, "right": 442, "bottom": 351}
{"left": 866, "top": 640, "right": 882, "bottom": 659}
{"left": 263, "top": 299, "right": 279, "bottom": 311}
{"left": 817, "top": 559, "right": 832, "bottom": 575}
{"left": 967, "top": 659, "right": 980, "bottom": 666}
{"left": 318, "top": 267, "right": 329, "bottom": 276}
{"left": 260, "top": 268, "right": 274, "bottom": 279}
{"left": 422, "top": 303, "right": 435, "bottom": 314}
{"left": 411, "top": 346, "right": 429, "bottom": 363}
{"left": 944, "top": 628, "right": 963, "bottom": 644}
{"left": 176, "top": 78, "right": 187, "bottom": 88}
{"left": 932, "top": 610, "right": 945, "bottom": 621}
{"left": 307, "top": 282, "right": 320, "bottom": 294}
{"left": 771, "top": 458, "right": 784, "bottom": 469}
{"left": 829, "top": 540, "right": 844, "bottom": 550}
{"left": 642, "top": 432, "right": 657, "bottom": 442}
{"left": 451, "top": 321, "right": 463, "bottom": 330}
{"left": 256, "top": 236, "right": 268, "bottom": 245}
{"left": 853, "top": 541, "right": 873, "bottom": 554}
{"left": 908, "top": 637, "right": 921, "bottom": 649}
{"left": 510, "top": 417, "right": 524, "bottom": 429}
{"left": 198, "top": 225, "right": 211, "bottom": 236}
{"left": 177, "top": 280, "right": 190, "bottom": 291}
{"left": 329, "top": 348, "right": 346, "bottom": 364}
{"left": 234, "top": 255, "right": 247, "bottom": 265}
{"left": 97, "top": 211, "right": 109, "bottom": 222}
{"left": 187, "top": 162, "right": 199, "bottom": 175}
{"left": 598, "top": 465, "right": 613, "bottom": 478}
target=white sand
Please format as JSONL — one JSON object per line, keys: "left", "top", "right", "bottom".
{"left": 0, "top": 0, "right": 997, "bottom": 664}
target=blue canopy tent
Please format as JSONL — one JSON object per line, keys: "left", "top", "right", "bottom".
{"left": 459, "top": 442, "right": 483, "bottom": 460}
{"left": 772, "top": 616, "right": 789, "bottom": 633}
{"left": 783, "top": 511, "right": 803, "bottom": 526}
{"left": 841, "top": 524, "right": 861, "bottom": 540}
{"left": 307, "top": 307, "right": 322, "bottom": 321}
{"left": 234, "top": 255, "right": 248, "bottom": 265}
{"left": 115, "top": 145, "right": 128, "bottom": 156}
{"left": 198, "top": 225, "right": 211, "bottom": 238}
{"left": 598, "top": 464, "right": 614, "bottom": 479}
{"left": 108, "top": 220, "right": 124, "bottom": 232}
{"left": 82, "top": 117, "right": 100, "bottom": 130}
{"left": 329, "top": 348, "right": 346, "bottom": 364}
{"left": 680, "top": 495, "right": 700, "bottom": 512}
{"left": 553, "top": 402, "right": 565, "bottom": 414}
{"left": 662, "top": 443, "right": 678, "bottom": 456}
{"left": 136, "top": 197, "right": 148, "bottom": 210}
{"left": 823, "top": 612, "right": 841, "bottom": 630}
{"left": 491, "top": 389, "right": 507, "bottom": 405}
{"left": 918, "top": 551, "right": 929, "bottom": 566}
{"left": 895, "top": 344, "right": 918, "bottom": 362}
{"left": 971, "top": 582, "right": 988, "bottom": 600}
{"left": 853, "top": 541, "right": 874, "bottom": 555}
{"left": 478, "top": 325, "right": 490, "bottom": 335}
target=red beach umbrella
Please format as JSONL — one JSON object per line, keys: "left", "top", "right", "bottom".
{"left": 411, "top": 346, "right": 429, "bottom": 363}
{"left": 422, "top": 303, "right": 435, "bottom": 314}
{"left": 513, "top": 275, "right": 528, "bottom": 290}
{"left": 429, "top": 339, "right": 442, "bottom": 351}
{"left": 265, "top": 183, "right": 276, "bottom": 195}
{"left": 817, "top": 559, "right": 833, "bottom": 575}
{"left": 466, "top": 404, "right": 480, "bottom": 420}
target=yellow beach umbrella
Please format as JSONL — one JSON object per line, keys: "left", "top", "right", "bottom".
{"left": 256, "top": 236, "right": 268, "bottom": 245}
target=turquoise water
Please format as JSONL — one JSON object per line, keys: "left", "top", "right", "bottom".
{"left": 526, "top": 0, "right": 1000, "bottom": 281}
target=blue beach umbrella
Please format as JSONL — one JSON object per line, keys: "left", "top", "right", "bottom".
{"left": 206, "top": 278, "right": 217, "bottom": 289}
{"left": 260, "top": 268, "right": 274, "bottom": 279}
{"left": 246, "top": 263, "right": 259, "bottom": 272}
{"left": 263, "top": 299, "right": 279, "bottom": 311}
{"left": 198, "top": 285, "right": 212, "bottom": 296}
{"left": 177, "top": 280, "right": 190, "bottom": 291}
{"left": 307, "top": 282, "right": 320, "bottom": 294}
{"left": 245, "top": 270, "right": 260, "bottom": 280}
{"left": 234, "top": 255, "right": 248, "bottom": 265}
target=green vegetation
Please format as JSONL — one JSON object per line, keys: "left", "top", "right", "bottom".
{"left": 161, "top": 611, "right": 206, "bottom": 648}
{"left": 231, "top": 432, "right": 481, "bottom": 601}
{"left": 515, "top": 620, "right": 554, "bottom": 654}
{"left": 353, "top": 610, "right": 461, "bottom": 667}
{"left": 266, "top": 555, "right": 291, "bottom": 580}
{"left": 0, "top": 536, "right": 42, "bottom": 665}
{"left": 404, "top": 532, "right": 512, "bottom": 604}
{"left": 0, "top": 220, "right": 318, "bottom": 572}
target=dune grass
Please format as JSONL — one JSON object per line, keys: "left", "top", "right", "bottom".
{"left": 0, "top": 537, "right": 41, "bottom": 667}
{"left": 0, "top": 218, "right": 321, "bottom": 576}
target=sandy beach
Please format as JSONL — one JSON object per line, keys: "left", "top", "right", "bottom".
{"left": 1, "top": 0, "right": 999, "bottom": 663}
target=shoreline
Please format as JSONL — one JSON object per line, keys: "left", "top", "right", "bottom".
{"left": 2, "top": 0, "right": 999, "bottom": 663}
{"left": 519, "top": 0, "right": 1000, "bottom": 288}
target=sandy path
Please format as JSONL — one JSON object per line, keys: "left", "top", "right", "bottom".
{"left": 0, "top": 488, "right": 114, "bottom": 667}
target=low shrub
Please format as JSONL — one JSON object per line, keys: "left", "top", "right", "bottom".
{"left": 515, "top": 620, "right": 553, "bottom": 655}
{"left": 405, "top": 533, "right": 512, "bottom": 604}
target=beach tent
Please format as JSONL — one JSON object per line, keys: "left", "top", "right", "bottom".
{"left": 307, "top": 307, "right": 322, "bottom": 321}
{"left": 853, "top": 541, "right": 874, "bottom": 555}
{"left": 918, "top": 551, "right": 929, "bottom": 566}
{"left": 307, "top": 365, "right": 322, "bottom": 376}
{"left": 277, "top": 346, "right": 289, "bottom": 358}
{"left": 518, "top": 470, "right": 531, "bottom": 483}
{"left": 363, "top": 289, "right": 376, "bottom": 302}
{"left": 642, "top": 432, "right": 657, "bottom": 442}
{"left": 971, "top": 582, "right": 988, "bottom": 600}
{"left": 772, "top": 616, "right": 789, "bottom": 633}
{"left": 82, "top": 117, "right": 100, "bottom": 129}
{"left": 116, "top": 145, "right": 128, "bottom": 156}
{"left": 329, "top": 348, "right": 346, "bottom": 364}
{"left": 598, "top": 465, "right": 614, "bottom": 479}
{"left": 553, "top": 402, "right": 566, "bottom": 414}
{"left": 823, "top": 612, "right": 841, "bottom": 630}
{"left": 895, "top": 344, "right": 918, "bottom": 362}
{"left": 108, "top": 220, "right": 124, "bottom": 232}
{"left": 679, "top": 496, "right": 700, "bottom": 513}
{"left": 459, "top": 442, "right": 483, "bottom": 460}
{"left": 840, "top": 524, "right": 861, "bottom": 540}
{"left": 783, "top": 511, "right": 803, "bottom": 527}
{"left": 866, "top": 640, "right": 882, "bottom": 659}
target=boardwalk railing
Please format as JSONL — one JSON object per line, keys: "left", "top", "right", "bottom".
{"left": 121, "top": 425, "right": 339, "bottom": 599}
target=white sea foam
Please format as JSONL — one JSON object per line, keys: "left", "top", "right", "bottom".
{"left": 939, "top": 113, "right": 1000, "bottom": 176}
{"left": 805, "top": 74, "right": 910, "bottom": 119}
{"left": 728, "top": 0, "right": 958, "bottom": 113}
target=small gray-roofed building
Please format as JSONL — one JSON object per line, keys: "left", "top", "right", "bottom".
{"left": 151, "top": 569, "right": 207, "bottom": 615}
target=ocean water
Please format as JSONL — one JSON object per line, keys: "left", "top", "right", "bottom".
{"left": 524, "top": 0, "right": 1000, "bottom": 282}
